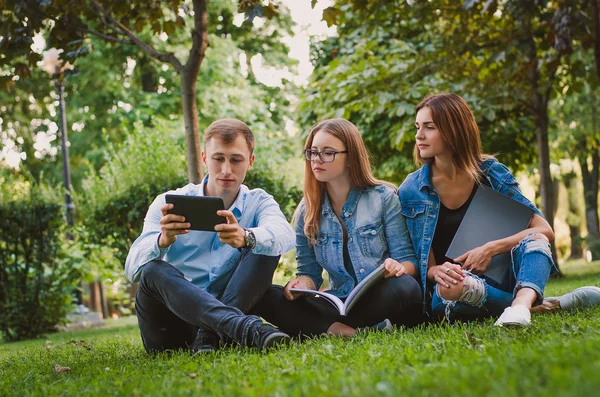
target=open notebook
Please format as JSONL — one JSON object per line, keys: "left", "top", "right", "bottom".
{"left": 290, "top": 265, "right": 385, "bottom": 315}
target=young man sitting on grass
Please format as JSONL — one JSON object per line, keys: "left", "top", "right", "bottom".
{"left": 125, "top": 119, "right": 295, "bottom": 354}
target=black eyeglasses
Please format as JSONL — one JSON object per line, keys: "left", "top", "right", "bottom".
{"left": 304, "top": 149, "right": 348, "bottom": 163}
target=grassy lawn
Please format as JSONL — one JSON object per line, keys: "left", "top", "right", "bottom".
{"left": 1, "top": 261, "right": 599, "bottom": 396}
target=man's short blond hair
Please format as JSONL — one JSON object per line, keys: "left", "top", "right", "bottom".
{"left": 203, "top": 118, "right": 255, "bottom": 153}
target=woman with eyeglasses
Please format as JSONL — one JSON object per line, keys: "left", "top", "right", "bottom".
{"left": 253, "top": 118, "right": 424, "bottom": 337}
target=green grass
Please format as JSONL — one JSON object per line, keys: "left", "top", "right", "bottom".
{"left": 1, "top": 262, "right": 600, "bottom": 397}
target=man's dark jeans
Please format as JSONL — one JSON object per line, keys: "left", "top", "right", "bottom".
{"left": 135, "top": 252, "right": 279, "bottom": 353}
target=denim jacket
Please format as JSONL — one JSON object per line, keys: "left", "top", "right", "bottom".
{"left": 397, "top": 158, "right": 542, "bottom": 310}
{"left": 295, "top": 185, "right": 418, "bottom": 298}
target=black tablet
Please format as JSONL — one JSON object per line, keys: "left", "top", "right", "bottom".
{"left": 165, "top": 194, "right": 227, "bottom": 231}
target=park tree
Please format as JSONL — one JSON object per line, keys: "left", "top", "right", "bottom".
{"left": 299, "top": 0, "right": 538, "bottom": 183}
{"left": 552, "top": 56, "right": 600, "bottom": 258}
{"left": 0, "top": 0, "right": 292, "bottom": 184}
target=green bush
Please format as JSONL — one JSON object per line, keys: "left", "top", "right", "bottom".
{"left": 244, "top": 169, "right": 303, "bottom": 221}
{"left": 0, "top": 196, "right": 79, "bottom": 341}
{"left": 79, "top": 121, "right": 189, "bottom": 268}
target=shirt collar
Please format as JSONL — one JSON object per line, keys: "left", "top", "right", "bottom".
{"left": 202, "top": 174, "right": 246, "bottom": 221}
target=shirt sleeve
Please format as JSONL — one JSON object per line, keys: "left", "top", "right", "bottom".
{"left": 248, "top": 193, "right": 295, "bottom": 256}
{"left": 124, "top": 194, "right": 170, "bottom": 283}
{"left": 293, "top": 203, "right": 324, "bottom": 289}
{"left": 382, "top": 187, "right": 418, "bottom": 268}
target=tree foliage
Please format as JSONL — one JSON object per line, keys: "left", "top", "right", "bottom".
{"left": 299, "top": 0, "right": 541, "bottom": 184}
{"left": 1, "top": 0, "right": 297, "bottom": 189}
{"left": 0, "top": 0, "right": 296, "bottom": 183}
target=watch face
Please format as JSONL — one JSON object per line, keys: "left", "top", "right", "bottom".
{"left": 245, "top": 229, "right": 256, "bottom": 248}
{"left": 244, "top": 229, "right": 254, "bottom": 247}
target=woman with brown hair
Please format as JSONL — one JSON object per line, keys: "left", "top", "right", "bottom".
{"left": 398, "top": 93, "right": 557, "bottom": 326}
{"left": 254, "top": 118, "right": 424, "bottom": 337}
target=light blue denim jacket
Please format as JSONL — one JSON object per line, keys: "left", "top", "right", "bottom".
{"left": 397, "top": 158, "right": 543, "bottom": 311}
{"left": 295, "top": 185, "right": 418, "bottom": 298}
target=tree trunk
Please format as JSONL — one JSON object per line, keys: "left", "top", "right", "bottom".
{"left": 139, "top": 56, "right": 158, "bottom": 92}
{"left": 531, "top": 85, "right": 554, "bottom": 232}
{"left": 569, "top": 225, "right": 584, "bottom": 259}
{"left": 579, "top": 98, "right": 600, "bottom": 258}
{"left": 181, "top": 69, "right": 203, "bottom": 184}
{"left": 179, "top": 0, "right": 209, "bottom": 184}
{"left": 88, "top": 281, "right": 103, "bottom": 317}
{"left": 533, "top": 104, "right": 560, "bottom": 269}
{"left": 525, "top": 15, "right": 560, "bottom": 271}
{"left": 564, "top": 171, "right": 584, "bottom": 259}
{"left": 593, "top": 0, "right": 600, "bottom": 80}
{"left": 580, "top": 150, "right": 600, "bottom": 258}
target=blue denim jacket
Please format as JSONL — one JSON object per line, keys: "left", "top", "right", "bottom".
{"left": 397, "top": 158, "right": 542, "bottom": 309}
{"left": 295, "top": 185, "right": 418, "bottom": 298}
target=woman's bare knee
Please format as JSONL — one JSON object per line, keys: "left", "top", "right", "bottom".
{"left": 437, "top": 280, "right": 464, "bottom": 301}
{"left": 530, "top": 233, "right": 549, "bottom": 243}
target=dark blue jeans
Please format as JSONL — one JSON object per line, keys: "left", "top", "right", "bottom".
{"left": 135, "top": 252, "right": 279, "bottom": 353}
{"left": 253, "top": 274, "right": 424, "bottom": 337}
{"left": 431, "top": 234, "right": 554, "bottom": 321}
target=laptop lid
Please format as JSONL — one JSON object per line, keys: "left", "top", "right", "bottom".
{"left": 445, "top": 184, "right": 534, "bottom": 284}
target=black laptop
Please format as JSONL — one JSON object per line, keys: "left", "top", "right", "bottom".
{"left": 445, "top": 184, "right": 535, "bottom": 284}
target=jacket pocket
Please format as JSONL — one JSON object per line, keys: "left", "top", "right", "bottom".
{"left": 401, "top": 204, "right": 426, "bottom": 219}
{"left": 357, "top": 221, "right": 385, "bottom": 257}
{"left": 401, "top": 203, "right": 427, "bottom": 241}
{"left": 314, "top": 235, "right": 328, "bottom": 265}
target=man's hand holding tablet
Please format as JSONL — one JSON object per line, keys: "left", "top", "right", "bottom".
{"left": 159, "top": 195, "right": 227, "bottom": 248}
{"left": 214, "top": 210, "right": 247, "bottom": 249}
{"left": 158, "top": 202, "right": 191, "bottom": 248}
{"left": 160, "top": 195, "right": 252, "bottom": 250}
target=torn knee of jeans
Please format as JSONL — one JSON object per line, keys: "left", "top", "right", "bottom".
{"left": 457, "top": 274, "right": 486, "bottom": 308}
{"left": 440, "top": 274, "right": 487, "bottom": 322}
{"left": 526, "top": 232, "right": 549, "bottom": 243}
{"left": 519, "top": 234, "right": 552, "bottom": 257}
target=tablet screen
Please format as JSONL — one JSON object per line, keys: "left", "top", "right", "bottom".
{"left": 165, "top": 195, "right": 227, "bottom": 231}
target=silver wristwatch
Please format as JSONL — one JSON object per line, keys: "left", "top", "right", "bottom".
{"left": 243, "top": 228, "right": 256, "bottom": 249}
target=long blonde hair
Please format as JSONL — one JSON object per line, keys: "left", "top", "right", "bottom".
{"left": 295, "top": 118, "right": 396, "bottom": 244}
{"left": 414, "top": 93, "right": 493, "bottom": 182}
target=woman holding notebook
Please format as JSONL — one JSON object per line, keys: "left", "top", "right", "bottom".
{"left": 254, "top": 118, "right": 423, "bottom": 337}
{"left": 398, "top": 93, "right": 557, "bottom": 326}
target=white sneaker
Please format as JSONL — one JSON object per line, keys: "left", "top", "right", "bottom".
{"left": 494, "top": 305, "right": 531, "bottom": 327}
{"left": 544, "top": 286, "right": 600, "bottom": 311}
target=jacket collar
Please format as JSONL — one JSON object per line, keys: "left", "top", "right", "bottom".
{"left": 479, "top": 158, "right": 496, "bottom": 174}
{"left": 418, "top": 161, "right": 434, "bottom": 191}
{"left": 419, "top": 158, "right": 497, "bottom": 191}
{"left": 321, "top": 186, "right": 362, "bottom": 219}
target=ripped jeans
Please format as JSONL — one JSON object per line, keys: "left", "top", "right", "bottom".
{"left": 431, "top": 234, "right": 555, "bottom": 322}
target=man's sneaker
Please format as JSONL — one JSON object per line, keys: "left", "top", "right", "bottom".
{"left": 358, "top": 318, "right": 393, "bottom": 333}
{"left": 494, "top": 304, "right": 531, "bottom": 327}
{"left": 190, "top": 328, "right": 220, "bottom": 355}
{"left": 249, "top": 323, "right": 290, "bottom": 352}
{"left": 545, "top": 286, "right": 600, "bottom": 311}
